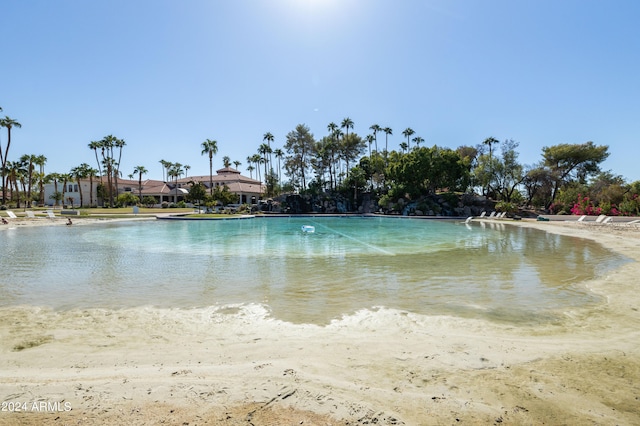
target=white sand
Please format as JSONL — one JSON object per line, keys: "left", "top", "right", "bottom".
{"left": 1, "top": 218, "right": 639, "bottom": 425}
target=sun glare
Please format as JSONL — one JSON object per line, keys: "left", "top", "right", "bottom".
{"left": 283, "top": 0, "right": 342, "bottom": 18}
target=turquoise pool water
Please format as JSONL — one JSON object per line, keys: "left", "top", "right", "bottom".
{"left": 0, "top": 217, "right": 627, "bottom": 324}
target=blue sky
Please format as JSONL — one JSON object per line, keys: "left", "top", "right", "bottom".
{"left": 2, "top": 0, "right": 639, "bottom": 182}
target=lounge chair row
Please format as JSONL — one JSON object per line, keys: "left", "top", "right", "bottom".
{"left": 477, "top": 211, "right": 508, "bottom": 219}
{"left": 2, "top": 210, "right": 57, "bottom": 220}
{"left": 574, "top": 214, "right": 640, "bottom": 227}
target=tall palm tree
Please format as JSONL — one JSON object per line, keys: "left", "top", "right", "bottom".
{"left": 246, "top": 156, "right": 254, "bottom": 176}
{"left": 482, "top": 137, "right": 499, "bottom": 196}
{"left": 247, "top": 164, "right": 255, "bottom": 180}
{"left": 87, "top": 167, "right": 98, "bottom": 207}
{"left": 327, "top": 123, "right": 340, "bottom": 187}
{"left": 34, "top": 154, "right": 47, "bottom": 205}
{"left": 88, "top": 141, "right": 103, "bottom": 181}
{"left": 263, "top": 132, "right": 274, "bottom": 169}
{"left": 332, "top": 128, "right": 344, "bottom": 186}
{"left": 364, "top": 134, "right": 375, "bottom": 189}
{"left": 0, "top": 116, "right": 22, "bottom": 204}
{"left": 273, "top": 148, "right": 284, "bottom": 184}
{"left": 8, "top": 160, "right": 27, "bottom": 207}
{"left": 114, "top": 137, "right": 126, "bottom": 197}
{"left": 483, "top": 136, "right": 499, "bottom": 160}
{"left": 71, "top": 163, "right": 91, "bottom": 207}
{"left": 201, "top": 139, "right": 218, "bottom": 195}
{"left": 258, "top": 143, "right": 272, "bottom": 187}
{"left": 46, "top": 172, "right": 61, "bottom": 206}
{"left": 250, "top": 154, "right": 262, "bottom": 183}
{"left": 222, "top": 156, "right": 231, "bottom": 168}
{"left": 341, "top": 117, "right": 354, "bottom": 138}
{"left": 402, "top": 128, "right": 415, "bottom": 149}
{"left": 183, "top": 164, "right": 190, "bottom": 177}
{"left": 168, "top": 163, "right": 183, "bottom": 203}
{"left": 159, "top": 159, "right": 170, "bottom": 182}
{"left": 133, "top": 165, "right": 148, "bottom": 202}
{"left": 383, "top": 127, "right": 392, "bottom": 154}
{"left": 383, "top": 127, "right": 392, "bottom": 167}
{"left": 233, "top": 160, "right": 241, "bottom": 170}
{"left": 59, "top": 173, "right": 71, "bottom": 207}
{"left": 19, "top": 154, "right": 37, "bottom": 206}
{"left": 369, "top": 124, "right": 381, "bottom": 154}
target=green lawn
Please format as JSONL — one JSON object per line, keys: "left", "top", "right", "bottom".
{"left": 3, "top": 207, "right": 251, "bottom": 219}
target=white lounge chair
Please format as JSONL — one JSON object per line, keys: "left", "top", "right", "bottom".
{"left": 594, "top": 214, "right": 607, "bottom": 223}
{"left": 464, "top": 216, "right": 473, "bottom": 223}
{"left": 479, "top": 211, "right": 487, "bottom": 218}
{"left": 626, "top": 219, "right": 640, "bottom": 228}
{"left": 25, "top": 211, "right": 37, "bottom": 219}
{"left": 585, "top": 215, "right": 611, "bottom": 226}
{"left": 488, "top": 211, "right": 496, "bottom": 218}
{"left": 6, "top": 211, "right": 18, "bottom": 219}
{"left": 45, "top": 210, "right": 56, "bottom": 219}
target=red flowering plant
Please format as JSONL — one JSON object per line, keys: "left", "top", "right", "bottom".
{"left": 570, "top": 194, "right": 602, "bottom": 216}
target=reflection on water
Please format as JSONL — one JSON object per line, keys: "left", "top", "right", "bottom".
{"left": 0, "top": 217, "right": 628, "bottom": 325}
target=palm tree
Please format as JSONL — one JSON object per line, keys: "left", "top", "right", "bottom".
{"left": 8, "top": 160, "right": 27, "bottom": 207}
{"left": 246, "top": 156, "right": 254, "bottom": 176}
{"left": 71, "top": 163, "right": 91, "bottom": 207}
{"left": 184, "top": 164, "right": 190, "bottom": 177}
{"left": 222, "top": 156, "right": 231, "bottom": 168}
{"left": 332, "top": 128, "right": 344, "bottom": 186}
{"left": 59, "top": 173, "right": 71, "bottom": 208}
{"left": 20, "top": 154, "right": 37, "bottom": 206}
{"left": 412, "top": 136, "right": 424, "bottom": 149}
{"left": 114, "top": 137, "right": 126, "bottom": 197}
{"left": 247, "top": 164, "right": 255, "bottom": 180}
{"left": 364, "top": 134, "right": 374, "bottom": 159}
{"left": 233, "top": 160, "right": 241, "bottom": 170}
{"left": 402, "top": 128, "right": 415, "bottom": 149}
{"left": 46, "top": 172, "right": 61, "bottom": 206}
{"left": 483, "top": 136, "right": 499, "bottom": 160}
{"left": 369, "top": 124, "right": 381, "bottom": 154}
{"left": 159, "top": 159, "right": 170, "bottom": 181}
{"left": 263, "top": 132, "right": 274, "bottom": 169}
{"left": 97, "top": 134, "right": 120, "bottom": 206}
{"left": 251, "top": 153, "right": 263, "bottom": 183}
{"left": 383, "top": 127, "right": 392, "bottom": 154}
{"left": 0, "top": 116, "right": 22, "bottom": 204}
{"left": 327, "top": 123, "right": 339, "bottom": 187}
{"left": 201, "top": 139, "right": 218, "bottom": 195}
{"left": 482, "top": 136, "right": 499, "bottom": 196}
{"left": 88, "top": 141, "right": 104, "bottom": 181}
{"left": 34, "top": 154, "right": 47, "bottom": 205}
{"left": 258, "top": 143, "right": 272, "bottom": 187}
{"left": 273, "top": 148, "right": 284, "bottom": 184}
{"left": 383, "top": 127, "right": 392, "bottom": 167}
{"left": 87, "top": 167, "right": 98, "bottom": 207}
{"left": 341, "top": 117, "right": 354, "bottom": 138}
{"left": 399, "top": 142, "right": 408, "bottom": 153}
{"left": 168, "top": 163, "right": 183, "bottom": 203}
{"left": 133, "top": 165, "right": 148, "bottom": 202}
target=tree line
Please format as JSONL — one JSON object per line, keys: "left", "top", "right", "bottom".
{"left": 1, "top": 106, "right": 638, "bottom": 215}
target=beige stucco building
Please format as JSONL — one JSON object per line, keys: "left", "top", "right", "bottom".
{"left": 42, "top": 167, "right": 264, "bottom": 207}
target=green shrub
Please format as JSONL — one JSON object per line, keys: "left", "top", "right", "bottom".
{"left": 495, "top": 201, "right": 517, "bottom": 213}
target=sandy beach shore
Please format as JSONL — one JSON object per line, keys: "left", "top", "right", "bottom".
{"left": 1, "top": 217, "right": 639, "bottom": 425}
